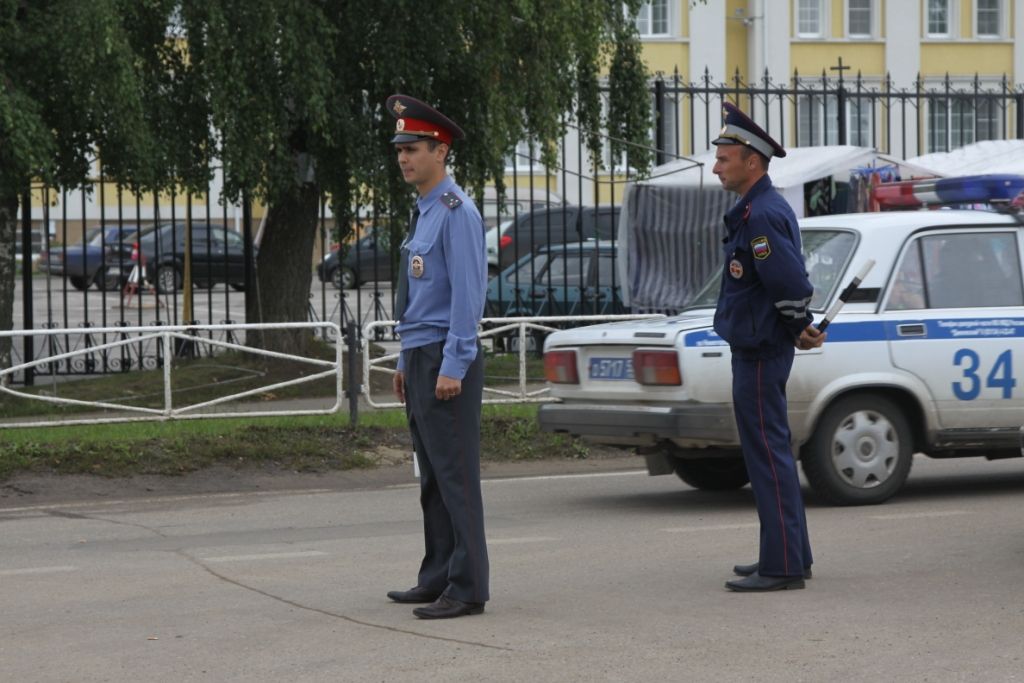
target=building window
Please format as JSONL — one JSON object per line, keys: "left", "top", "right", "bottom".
{"left": 504, "top": 139, "right": 540, "bottom": 172}
{"left": 926, "top": 0, "right": 952, "bottom": 37}
{"left": 976, "top": 0, "right": 1001, "bottom": 37}
{"left": 847, "top": 0, "right": 873, "bottom": 37}
{"left": 926, "top": 95, "right": 1001, "bottom": 152}
{"left": 796, "top": 0, "right": 826, "bottom": 37}
{"left": 797, "top": 94, "right": 873, "bottom": 147}
{"left": 635, "top": 0, "right": 671, "bottom": 37}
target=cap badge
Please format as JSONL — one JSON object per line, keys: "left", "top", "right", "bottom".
{"left": 392, "top": 100, "right": 407, "bottom": 115}
{"left": 720, "top": 125, "right": 728, "bottom": 136}
{"left": 396, "top": 119, "right": 406, "bottom": 131}
{"left": 411, "top": 255, "right": 424, "bottom": 278}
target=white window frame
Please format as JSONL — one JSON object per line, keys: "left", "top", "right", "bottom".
{"left": 924, "top": 0, "right": 957, "bottom": 39}
{"left": 633, "top": 0, "right": 676, "bottom": 38}
{"left": 974, "top": 0, "right": 1003, "bottom": 38}
{"left": 845, "top": 0, "right": 877, "bottom": 39}
{"left": 796, "top": 90, "right": 876, "bottom": 147}
{"left": 923, "top": 82, "right": 1003, "bottom": 153}
{"left": 504, "top": 139, "right": 541, "bottom": 173}
{"left": 794, "top": 0, "right": 828, "bottom": 39}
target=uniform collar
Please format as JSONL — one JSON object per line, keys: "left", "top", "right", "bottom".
{"left": 724, "top": 174, "right": 773, "bottom": 230}
{"left": 417, "top": 175, "right": 456, "bottom": 215}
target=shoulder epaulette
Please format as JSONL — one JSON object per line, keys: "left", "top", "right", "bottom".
{"left": 440, "top": 192, "right": 462, "bottom": 209}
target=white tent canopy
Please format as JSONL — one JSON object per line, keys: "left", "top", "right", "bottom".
{"left": 906, "top": 139, "right": 1024, "bottom": 177}
{"left": 619, "top": 145, "right": 892, "bottom": 313}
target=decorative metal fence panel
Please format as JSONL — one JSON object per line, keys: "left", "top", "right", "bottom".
{"left": 11, "top": 68, "right": 1023, "bottom": 385}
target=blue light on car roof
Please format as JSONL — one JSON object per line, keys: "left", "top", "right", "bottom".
{"left": 873, "top": 174, "right": 1024, "bottom": 209}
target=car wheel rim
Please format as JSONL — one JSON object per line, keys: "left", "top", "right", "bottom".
{"left": 159, "top": 270, "right": 175, "bottom": 291}
{"left": 830, "top": 409, "right": 900, "bottom": 489}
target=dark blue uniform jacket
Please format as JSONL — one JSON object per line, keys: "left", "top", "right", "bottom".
{"left": 713, "top": 175, "right": 814, "bottom": 359}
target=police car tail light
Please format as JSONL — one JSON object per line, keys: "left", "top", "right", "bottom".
{"left": 632, "top": 350, "right": 682, "bottom": 386}
{"left": 544, "top": 350, "right": 579, "bottom": 384}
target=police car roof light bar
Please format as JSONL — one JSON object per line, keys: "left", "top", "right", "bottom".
{"left": 872, "top": 174, "right": 1024, "bottom": 210}
{"left": 817, "top": 259, "right": 875, "bottom": 333}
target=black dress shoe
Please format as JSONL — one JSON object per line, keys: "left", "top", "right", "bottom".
{"left": 386, "top": 586, "right": 442, "bottom": 604}
{"left": 413, "top": 595, "right": 485, "bottom": 619}
{"left": 725, "top": 574, "right": 805, "bottom": 592}
{"left": 733, "top": 562, "right": 812, "bottom": 579}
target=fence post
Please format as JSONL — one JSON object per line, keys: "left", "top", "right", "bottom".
{"left": 346, "top": 321, "right": 359, "bottom": 425}
{"left": 20, "top": 188, "right": 34, "bottom": 386}
{"left": 654, "top": 76, "right": 666, "bottom": 166}
{"left": 1017, "top": 93, "right": 1024, "bottom": 139}
{"left": 242, "top": 193, "right": 254, "bottom": 307}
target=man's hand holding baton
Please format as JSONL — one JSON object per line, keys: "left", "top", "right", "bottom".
{"left": 796, "top": 259, "right": 876, "bottom": 350}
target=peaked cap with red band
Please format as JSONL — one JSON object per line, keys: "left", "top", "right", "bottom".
{"left": 712, "top": 101, "right": 786, "bottom": 159}
{"left": 386, "top": 94, "right": 465, "bottom": 145}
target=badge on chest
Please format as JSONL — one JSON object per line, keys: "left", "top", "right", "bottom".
{"left": 729, "top": 259, "right": 743, "bottom": 279}
{"left": 411, "top": 255, "right": 425, "bottom": 278}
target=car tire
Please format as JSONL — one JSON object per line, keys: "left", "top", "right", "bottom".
{"left": 334, "top": 267, "right": 356, "bottom": 290}
{"left": 194, "top": 280, "right": 214, "bottom": 290}
{"left": 229, "top": 283, "right": 246, "bottom": 292}
{"left": 95, "top": 268, "right": 122, "bottom": 292}
{"left": 156, "top": 266, "right": 181, "bottom": 292}
{"left": 801, "top": 394, "right": 913, "bottom": 506}
{"left": 672, "top": 457, "right": 750, "bottom": 491}
{"left": 68, "top": 276, "right": 90, "bottom": 291}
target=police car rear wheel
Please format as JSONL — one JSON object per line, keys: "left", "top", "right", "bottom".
{"left": 803, "top": 394, "right": 913, "bottom": 506}
{"left": 672, "top": 457, "right": 750, "bottom": 491}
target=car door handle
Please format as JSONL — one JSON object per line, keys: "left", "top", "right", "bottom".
{"left": 897, "top": 323, "right": 927, "bottom": 337}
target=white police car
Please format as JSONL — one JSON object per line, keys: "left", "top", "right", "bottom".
{"left": 539, "top": 176, "right": 1024, "bottom": 505}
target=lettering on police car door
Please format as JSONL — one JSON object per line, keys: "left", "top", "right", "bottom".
{"left": 952, "top": 349, "right": 1016, "bottom": 400}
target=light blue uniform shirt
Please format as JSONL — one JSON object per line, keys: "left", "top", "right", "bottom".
{"left": 396, "top": 176, "right": 487, "bottom": 380}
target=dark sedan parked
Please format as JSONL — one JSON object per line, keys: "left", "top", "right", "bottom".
{"left": 39, "top": 224, "right": 143, "bottom": 291}
{"left": 488, "top": 205, "right": 621, "bottom": 273}
{"left": 317, "top": 230, "right": 395, "bottom": 289}
{"left": 111, "top": 222, "right": 249, "bottom": 291}
{"left": 486, "top": 240, "right": 623, "bottom": 318}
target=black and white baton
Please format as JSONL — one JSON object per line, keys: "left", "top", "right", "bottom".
{"left": 816, "top": 259, "right": 876, "bottom": 332}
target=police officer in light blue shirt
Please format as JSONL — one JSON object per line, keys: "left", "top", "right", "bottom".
{"left": 711, "top": 102, "right": 826, "bottom": 593}
{"left": 383, "top": 94, "right": 489, "bottom": 619}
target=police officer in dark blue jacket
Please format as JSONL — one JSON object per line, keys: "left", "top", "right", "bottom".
{"left": 382, "top": 94, "right": 490, "bottom": 618}
{"left": 711, "top": 102, "right": 826, "bottom": 592}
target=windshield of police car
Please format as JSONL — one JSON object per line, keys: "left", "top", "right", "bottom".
{"left": 684, "top": 229, "right": 857, "bottom": 311}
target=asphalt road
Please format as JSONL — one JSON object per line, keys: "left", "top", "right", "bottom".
{"left": 2, "top": 454, "right": 1023, "bottom": 682}
{"left": 11, "top": 275, "right": 394, "bottom": 332}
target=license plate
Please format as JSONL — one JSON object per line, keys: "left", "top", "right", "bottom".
{"left": 588, "top": 357, "right": 634, "bottom": 381}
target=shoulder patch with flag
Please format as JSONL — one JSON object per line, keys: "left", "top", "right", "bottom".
{"left": 751, "top": 236, "right": 771, "bottom": 260}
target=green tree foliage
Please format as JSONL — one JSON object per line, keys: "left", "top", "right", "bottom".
{"left": 0, "top": 0, "right": 181, "bottom": 372}
{"left": 2, "top": 0, "right": 652, "bottom": 358}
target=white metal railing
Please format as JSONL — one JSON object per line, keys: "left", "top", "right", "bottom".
{"left": 363, "top": 314, "right": 666, "bottom": 408}
{"left": 0, "top": 322, "right": 342, "bottom": 428}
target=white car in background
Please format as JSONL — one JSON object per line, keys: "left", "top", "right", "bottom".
{"left": 539, "top": 204, "right": 1024, "bottom": 505}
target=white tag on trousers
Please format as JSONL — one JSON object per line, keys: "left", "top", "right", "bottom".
{"left": 413, "top": 451, "right": 420, "bottom": 478}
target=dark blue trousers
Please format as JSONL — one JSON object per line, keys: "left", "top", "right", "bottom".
{"left": 731, "top": 348, "right": 812, "bottom": 577}
{"left": 403, "top": 341, "right": 489, "bottom": 604}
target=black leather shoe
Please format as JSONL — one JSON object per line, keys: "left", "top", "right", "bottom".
{"left": 386, "top": 586, "right": 442, "bottom": 604}
{"left": 733, "top": 562, "right": 812, "bottom": 579}
{"left": 413, "top": 595, "right": 485, "bottom": 619}
{"left": 725, "top": 574, "right": 805, "bottom": 592}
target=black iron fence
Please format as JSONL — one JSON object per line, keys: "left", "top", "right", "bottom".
{"left": 10, "top": 67, "right": 1024, "bottom": 384}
